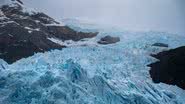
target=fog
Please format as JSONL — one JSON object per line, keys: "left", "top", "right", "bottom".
{"left": 22, "top": 0, "right": 185, "bottom": 35}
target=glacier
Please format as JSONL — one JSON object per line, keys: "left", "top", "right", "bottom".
{"left": 0, "top": 19, "right": 185, "bottom": 104}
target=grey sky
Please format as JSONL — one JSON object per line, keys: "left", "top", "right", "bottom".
{"left": 22, "top": 0, "right": 185, "bottom": 35}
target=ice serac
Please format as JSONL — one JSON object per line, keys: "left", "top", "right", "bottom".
{"left": 65, "top": 59, "right": 87, "bottom": 83}
{"left": 0, "top": 1, "right": 98, "bottom": 64}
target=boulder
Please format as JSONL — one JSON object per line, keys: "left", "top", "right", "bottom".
{"left": 98, "top": 35, "right": 120, "bottom": 45}
{"left": 152, "top": 43, "right": 168, "bottom": 47}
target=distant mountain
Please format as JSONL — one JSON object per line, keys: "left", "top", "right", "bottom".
{"left": 0, "top": 0, "right": 98, "bottom": 64}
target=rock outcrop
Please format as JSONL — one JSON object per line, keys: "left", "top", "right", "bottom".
{"left": 14, "top": 0, "right": 23, "bottom": 4}
{"left": 98, "top": 35, "right": 120, "bottom": 45}
{"left": 148, "top": 46, "right": 185, "bottom": 89}
{"left": 152, "top": 43, "right": 168, "bottom": 47}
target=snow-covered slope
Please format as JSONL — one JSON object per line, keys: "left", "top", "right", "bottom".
{"left": 1, "top": 20, "right": 185, "bottom": 104}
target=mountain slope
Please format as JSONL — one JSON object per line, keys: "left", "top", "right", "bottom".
{"left": 0, "top": 0, "right": 98, "bottom": 64}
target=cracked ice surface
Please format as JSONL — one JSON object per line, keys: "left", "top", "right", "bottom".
{"left": 1, "top": 19, "right": 185, "bottom": 104}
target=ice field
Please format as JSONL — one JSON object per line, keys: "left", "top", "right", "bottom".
{"left": 0, "top": 19, "right": 185, "bottom": 104}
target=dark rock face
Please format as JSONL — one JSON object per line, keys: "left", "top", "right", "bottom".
{"left": 148, "top": 46, "right": 185, "bottom": 90}
{"left": 13, "top": 0, "right": 23, "bottom": 4}
{"left": 152, "top": 43, "right": 168, "bottom": 47}
{"left": 98, "top": 35, "right": 120, "bottom": 45}
{"left": 0, "top": 3, "right": 98, "bottom": 64}
{"left": 47, "top": 26, "right": 98, "bottom": 41}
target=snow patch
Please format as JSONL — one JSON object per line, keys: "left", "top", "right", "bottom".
{"left": 8, "top": 34, "right": 13, "bottom": 37}
{"left": 48, "top": 37, "right": 98, "bottom": 47}
{"left": 21, "top": 5, "right": 36, "bottom": 15}
{"left": 0, "top": 21, "right": 17, "bottom": 25}
{"left": 0, "top": 10, "right": 4, "bottom": 16}
{"left": 24, "top": 26, "right": 40, "bottom": 31}
{"left": 45, "top": 23, "right": 65, "bottom": 27}
{"left": 28, "top": 30, "right": 32, "bottom": 33}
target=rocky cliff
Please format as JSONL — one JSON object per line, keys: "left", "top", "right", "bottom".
{"left": 0, "top": 0, "right": 98, "bottom": 64}
{"left": 148, "top": 46, "right": 185, "bottom": 89}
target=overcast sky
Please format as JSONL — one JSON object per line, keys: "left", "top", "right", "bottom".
{"left": 22, "top": 0, "right": 185, "bottom": 35}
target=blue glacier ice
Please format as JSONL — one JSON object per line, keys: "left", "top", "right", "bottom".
{"left": 0, "top": 19, "right": 185, "bottom": 104}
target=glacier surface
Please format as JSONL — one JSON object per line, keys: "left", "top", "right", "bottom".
{"left": 0, "top": 19, "right": 185, "bottom": 104}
